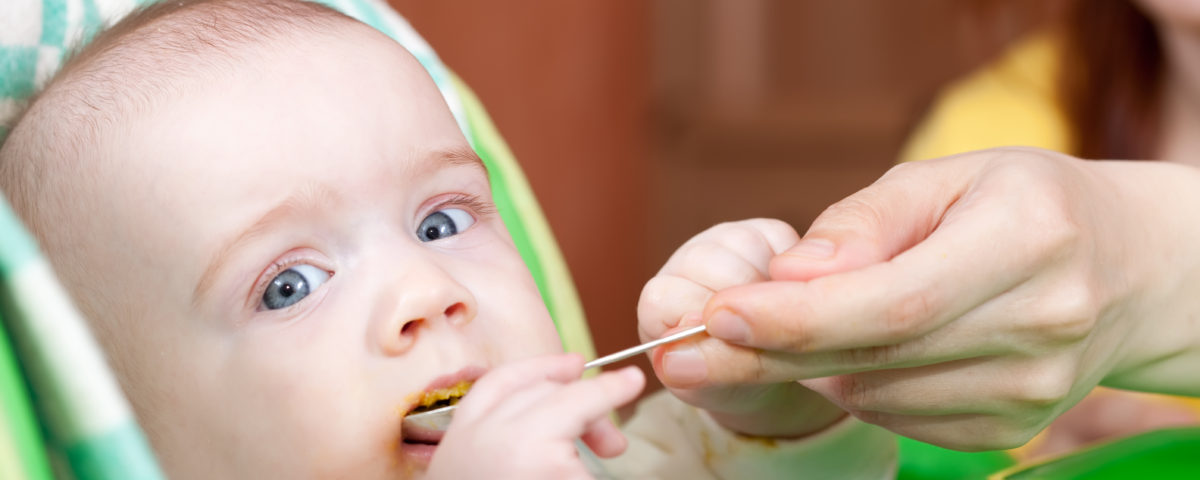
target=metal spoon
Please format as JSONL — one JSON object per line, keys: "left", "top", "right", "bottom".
{"left": 401, "top": 324, "right": 708, "bottom": 432}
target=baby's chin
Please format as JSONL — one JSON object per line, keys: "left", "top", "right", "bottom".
{"left": 394, "top": 409, "right": 449, "bottom": 470}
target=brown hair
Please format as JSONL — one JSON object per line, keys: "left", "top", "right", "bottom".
{"left": 1056, "top": 0, "right": 1165, "bottom": 159}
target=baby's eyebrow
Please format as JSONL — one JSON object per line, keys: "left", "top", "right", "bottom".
{"left": 192, "top": 182, "right": 340, "bottom": 306}
{"left": 433, "top": 146, "right": 487, "bottom": 175}
{"left": 191, "top": 148, "right": 483, "bottom": 306}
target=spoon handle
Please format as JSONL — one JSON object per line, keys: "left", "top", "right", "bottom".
{"left": 401, "top": 325, "right": 707, "bottom": 433}
{"left": 583, "top": 324, "right": 707, "bottom": 370}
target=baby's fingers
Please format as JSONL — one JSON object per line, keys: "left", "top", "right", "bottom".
{"left": 538, "top": 367, "right": 645, "bottom": 440}
{"left": 454, "top": 354, "right": 585, "bottom": 424}
{"left": 640, "top": 220, "right": 797, "bottom": 342}
{"left": 638, "top": 275, "right": 712, "bottom": 341}
{"left": 579, "top": 417, "right": 626, "bottom": 458}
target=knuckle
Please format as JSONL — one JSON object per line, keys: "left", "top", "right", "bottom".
{"left": 638, "top": 277, "right": 678, "bottom": 315}
{"left": 677, "top": 241, "right": 723, "bottom": 269}
{"left": 1032, "top": 212, "right": 1081, "bottom": 261}
{"left": 881, "top": 290, "right": 936, "bottom": 338}
{"left": 638, "top": 289, "right": 682, "bottom": 339}
{"left": 743, "top": 347, "right": 770, "bottom": 383}
{"left": 817, "top": 195, "right": 887, "bottom": 235}
{"left": 1004, "top": 199, "right": 1079, "bottom": 263}
{"left": 880, "top": 159, "right": 922, "bottom": 179}
{"left": 726, "top": 261, "right": 763, "bottom": 286}
{"left": 680, "top": 242, "right": 762, "bottom": 287}
{"left": 717, "top": 222, "right": 763, "bottom": 248}
{"left": 751, "top": 217, "right": 795, "bottom": 235}
{"left": 745, "top": 218, "right": 799, "bottom": 250}
{"left": 710, "top": 220, "right": 786, "bottom": 266}
{"left": 636, "top": 321, "right": 660, "bottom": 345}
{"left": 766, "top": 299, "right": 816, "bottom": 352}
{"left": 831, "top": 374, "right": 872, "bottom": 411}
{"left": 707, "top": 220, "right": 749, "bottom": 239}
{"left": 1015, "top": 365, "right": 1074, "bottom": 408}
{"left": 666, "top": 236, "right": 717, "bottom": 272}
{"left": 840, "top": 343, "right": 903, "bottom": 369}
{"left": 988, "top": 146, "right": 1061, "bottom": 171}
{"left": 707, "top": 343, "right": 768, "bottom": 384}
{"left": 1033, "top": 286, "right": 1100, "bottom": 344}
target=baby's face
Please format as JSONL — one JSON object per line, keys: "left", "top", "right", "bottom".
{"left": 77, "top": 24, "right": 561, "bottom": 477}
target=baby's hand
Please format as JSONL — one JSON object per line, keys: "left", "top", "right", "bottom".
{"left": 639, "top": 219, "right": 846, "bottom": 437}
{"left": 424, "top": 354, "right": 644, "bottom": 480}
{"left": 639, "top": 219, "right": 799, "bottom": 343}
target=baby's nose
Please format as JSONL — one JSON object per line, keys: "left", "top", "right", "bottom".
{"left": 379, "top": 285, "right": 477, "bottom": 356}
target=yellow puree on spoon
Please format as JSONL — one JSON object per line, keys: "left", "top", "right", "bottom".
{"left": 411, "top": 381, "right": 473, "bottom": 414}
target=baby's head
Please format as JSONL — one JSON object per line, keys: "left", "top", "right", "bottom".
{"left": 0, "top": 0, "right": 561, "bottom": 477}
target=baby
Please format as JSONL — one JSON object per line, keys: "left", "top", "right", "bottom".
{"left": 0, "top": 0, "right": 893, "bottom": 478}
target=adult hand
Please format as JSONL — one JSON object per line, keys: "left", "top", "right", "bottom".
{"left": 657, "top": 147, "right": 1200, "bottom": 450}
{"left": 638, "top": 219, "right": 847, "bottom": 438}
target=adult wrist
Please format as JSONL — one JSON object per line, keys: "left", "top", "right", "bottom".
{"left": 1092, "top": 160, "right": 1200, "bottom": 394}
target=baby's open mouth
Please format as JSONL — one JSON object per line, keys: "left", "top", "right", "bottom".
{"left": 400, "top": 380, "right": 474, "bottom": 448}
{"left": 409, "top": 380, "right": 473, "bottom": 415}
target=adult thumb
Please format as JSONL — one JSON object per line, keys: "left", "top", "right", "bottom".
{"left": 771, "top": 160, "right": 969, "bottom": 282}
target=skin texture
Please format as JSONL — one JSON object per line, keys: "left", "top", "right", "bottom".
{"left": 641, "top": 148, "right": 1200, "bottom": 450}
{"left": 2, "top": 18, "right": 642, "bottom": 479}
{"left": 426, "top": 355, "right": 643, "bottom": 479}
{"left": 638, "top": 219, "right": 847, "bottom": 439}
{"left": 639, "top": 0, "right": 1200, "bottom": 453}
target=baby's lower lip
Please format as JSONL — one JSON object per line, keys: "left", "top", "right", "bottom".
{"left": 398, "top": 426, "right": 444, "bottom": 467}
{"left": 398, "top": 441, "right": 438, "bottom": 466}
{"left": 403, "top": 425, "right": 445, "bottom": 444}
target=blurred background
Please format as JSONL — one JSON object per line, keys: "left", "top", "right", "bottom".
{"left": 387, "top": 0, "right": 1054, "bottom": 398}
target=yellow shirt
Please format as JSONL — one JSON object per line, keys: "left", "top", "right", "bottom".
{"left": 899, "top": 33, "right": 1072, "bottom": 163}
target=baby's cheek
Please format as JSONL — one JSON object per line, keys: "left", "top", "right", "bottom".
{"left": 480, "top": 283, "right": 559, "bottom": 350}
{"left": 301, "top": 407, "right": 409, "bottom": 478}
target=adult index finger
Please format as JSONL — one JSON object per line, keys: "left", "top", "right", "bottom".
{"left": 702, "top": 193, "right": 1036, "bottom": 355}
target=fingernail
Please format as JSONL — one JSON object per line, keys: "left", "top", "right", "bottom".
{"left": 708, "top": 309, "right": 749, "bottom": 343}
{"left": 620, "top": 366, "right": 644, "bottom": 383}
{"left": 787, "top": 238, "right": 835, "bottom": 260}
{"left": 662, "top": 347, "right": 708, "bottom": 386}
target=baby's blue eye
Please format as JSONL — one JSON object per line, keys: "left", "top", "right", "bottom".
{"left": 261, "top": 264, "right": 330, "bottom": 310}
{"left": 417, "top": 208, "right": 475, "bottom": 242}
